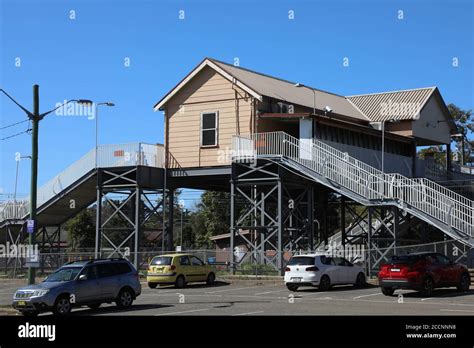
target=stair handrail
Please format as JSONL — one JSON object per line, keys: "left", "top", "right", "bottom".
{"left": 232, "top": 131, "right": 473, "bottom": 239}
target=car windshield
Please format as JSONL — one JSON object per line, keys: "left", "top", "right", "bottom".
{"left": 44, "top": 267, "right": 82, "bottom": 282}
{"left": 151, "top": 256, "right": 173, "bottom": 266}
{"left": 288, "top": 257, "right": 314, "bottom": 266}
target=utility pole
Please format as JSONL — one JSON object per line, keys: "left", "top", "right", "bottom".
{"left": 0, "top": 86, "right": 90, "bottom": 285}
{"left": 27, "top": 85, "right": 40, "bottom": 285}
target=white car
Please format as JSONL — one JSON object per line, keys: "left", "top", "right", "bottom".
{"left": 284, "top": 254, "right": 366, "bottom": 291}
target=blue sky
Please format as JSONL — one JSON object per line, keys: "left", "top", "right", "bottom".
{"left": 1, "top": 0, "right": 473, "bottom": 203}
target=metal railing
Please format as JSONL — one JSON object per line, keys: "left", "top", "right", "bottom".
{"left": 0, "top": 143, "right": 165, "bottom": 221}
{"left": 232, "top": 132, "right": 474, "bottom": 241}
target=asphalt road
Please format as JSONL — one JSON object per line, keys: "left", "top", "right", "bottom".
{"left": 2, "top": 278, "right": 473, "bottom": 316}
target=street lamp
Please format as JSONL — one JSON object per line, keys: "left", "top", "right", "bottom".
{"left": 294, "top": 83, "right": 316, "bottom": 115}
{"left": 14, "top": 155, "right": 32, "bottom": 203}
{"left": 78, "top": 101, "right": 115, "bottom": 167}
{"left": 178, "top": 200, "right": 185, "bottom": 248}
{"left": 1, "top": 86, "right": 90, "bottom": 285}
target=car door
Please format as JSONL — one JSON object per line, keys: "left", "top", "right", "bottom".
{"left": 332, "top": 258, "right": 348, "bottom": 284}
{"left": 74, "top": 265, "right": 102, "bottom": 303}
{"left": 190, "top": 256, "right": 208, "bottom": 282}
{"left": 340, "top": 258, "right": 358, "bottom": 284}
{"left": 178, "top": 255, "right": 192, "bottom": 281}
{"left": 320, "top": 256, "right": 341, "bottom": 284}
{"left": 97, "top": 263, "right": 119, "bottom": 299}
{"left": 434, "top": 254, "right": 457, "bottom": 285}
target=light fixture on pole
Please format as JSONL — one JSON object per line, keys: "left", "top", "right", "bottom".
{"left": 294, "top": 83, "right": 316, "bottom": 115}
{"left": 77, "top": 101, "right": 115, "bottom": 168}
{"left": 0, "top": 87, "right": 93, "bottom": 285}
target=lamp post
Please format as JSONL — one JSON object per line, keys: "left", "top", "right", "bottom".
{"left": 14, "top": 156, "right": 32, "bottom": 203}
{"left": 1, "top": 86, "right": 90, "bottom": 284}
{"left": 178, "top": 201, "right": 185, "bottom": 248}
{"left": 94, "top": 102, "right": 115, "bottom": 167}
{"left": 294, "top": 83, "right": 316, "bottom": 115}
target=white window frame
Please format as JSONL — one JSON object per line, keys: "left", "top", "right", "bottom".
{"left": 200, "top": 111, "right": 219, "bottom": 147}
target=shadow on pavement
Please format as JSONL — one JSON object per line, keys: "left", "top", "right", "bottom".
{"left": 294, "top": 283, "right": 379, "bottom": 294}
{"left": 153, "top": 280, "right": 230, "bottom": 290}
{"left": 398, "top": 288, "right": 474, "bottom": 299}
{"left": 69, "top": 303, "right": 174, "bottom": 315}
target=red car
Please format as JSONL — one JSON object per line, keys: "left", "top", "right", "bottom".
{"left": 378, "top": 252, "right": 471, "bottom": 297}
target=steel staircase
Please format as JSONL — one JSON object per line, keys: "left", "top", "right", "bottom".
{"left": 232, "top": 131, "right": 474, "bottom": 247}
{"left": 0, "top": 143, "right": 164, "bottom": 226}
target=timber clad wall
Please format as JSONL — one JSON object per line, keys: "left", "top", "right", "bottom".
{"left": 166, "top": 66, "right": 252, "bottom": 168}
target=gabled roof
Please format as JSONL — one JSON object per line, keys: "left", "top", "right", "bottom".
{"left": 154, "top": 58, "right": 454, "bottom": 131}
{"left": 209, "top": 58, "right": 369, "bottom": 121}
{"left": 154, "top": 57, "right": 368, "bottom": 121}
{"left": 346, "top": 87, "right": 436, "bottom": 122}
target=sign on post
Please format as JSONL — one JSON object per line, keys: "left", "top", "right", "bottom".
{"left": 26, "top": 219, "right": 36, "bottom": 234}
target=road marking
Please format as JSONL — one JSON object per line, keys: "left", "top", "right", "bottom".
{"left": 353, "top": 292, "right": 383, "bottom": 299}
{"left": 154, "top": 308, "right": 210, "bottom": 316}
{"left": 440, "top": 309, "right": 474, "bottom": 313}
{"left": 232, "top": 311, "right": 264, "bottom": 316}
{"left": 255, "top": 289, "right": 288, "bottom": 295}
{"left": 206, "top": 285, "right": 274, "bottom": 294}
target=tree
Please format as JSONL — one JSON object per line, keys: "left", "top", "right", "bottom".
{"left": 448, "top": 103, "right": 473, "bottom": 165}
{"left": 418, "top": 104, "right": 473, "bottom": 165}
{"left": 65, "top": 209, "right": 95, "bottom": 250}
{"left": 190, "top": 191, "right": 230, "bottom": 248}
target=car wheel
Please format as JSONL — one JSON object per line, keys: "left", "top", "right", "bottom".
{"left": 53, "top": 295, "right": 72, "bottom": 316}
{"left": 286, "top": 284, "right": 299, "bottom": 292}
{"left": 319, "top": 275, "right": 331, "bottom": 291}
{"left": 206, "top": 272, "right": 216, "bottom": 285}
{"left": 115, "top": 288, "right": 134, "bottom": 309}
{"left": 175, "top": 275, "right": 186, "bottom": 288}
{"left": 87, "top": 303, "right": 101, "bottom": 310}
{"left": 148, "top": 282, "right": 158, "bottom": 289}
{"left": 354, "top": 272, "right": 366, "bottom": 288}
{"left": 381, "top": 287, "right": 395, "bottom": 296}
{"left": 420, "top": 277, "right": 434, "bottom": 297}
{"left": 20, "top": 310, "right": 39, "bottom": 317}
{"left": 456, "top": 273, "right": 471, "bottom": 292}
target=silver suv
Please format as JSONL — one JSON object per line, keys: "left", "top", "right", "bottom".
{"left": 12, "top": 258, "right": 141, "bottom": 316}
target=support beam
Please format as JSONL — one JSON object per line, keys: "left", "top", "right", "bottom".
{"left": 167, "top": 189, "right": 174, "bottom": 251}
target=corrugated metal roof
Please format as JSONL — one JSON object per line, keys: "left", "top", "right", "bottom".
{"left": 209, "top": 58, "right": 370, "bottom": 122}
{"left": 346, "top": 87, "right": 436, "bottom": 122}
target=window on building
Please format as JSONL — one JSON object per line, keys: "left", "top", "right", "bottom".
{"left": 201, "top": 112, "right": 218, "bottom": 147}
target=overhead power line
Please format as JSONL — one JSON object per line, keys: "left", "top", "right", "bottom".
{"left": 0, "top": 119, "right": 29, "bottom": 130}
{"left": 0, "top": 129, "right": 31, "bottom": 141}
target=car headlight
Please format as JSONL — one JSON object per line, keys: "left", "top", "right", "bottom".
{"left": 32, "top": 289, "right": 49, "bottom": 297}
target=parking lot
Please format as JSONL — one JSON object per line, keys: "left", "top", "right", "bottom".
{"left": 1, "top": 278, "right": 473, "bottom": 316}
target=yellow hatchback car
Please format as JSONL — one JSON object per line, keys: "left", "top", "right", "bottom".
{"left": 146, "top": 254, "right": 216, "bottom": 288}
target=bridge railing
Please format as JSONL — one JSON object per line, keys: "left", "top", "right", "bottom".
{"left": 0, "top": 143, "right": 165, "bottom": 221}
{"left": 232, "top": 131, "right": 474, "bottom": 240}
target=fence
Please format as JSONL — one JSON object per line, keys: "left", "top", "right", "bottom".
{"left": 1, "top": 240, "right": 472, "bottom": 279}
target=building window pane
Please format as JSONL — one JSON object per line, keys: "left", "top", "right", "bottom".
{"left": 201, "top": 112, "right": 218, "bottom": 146}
